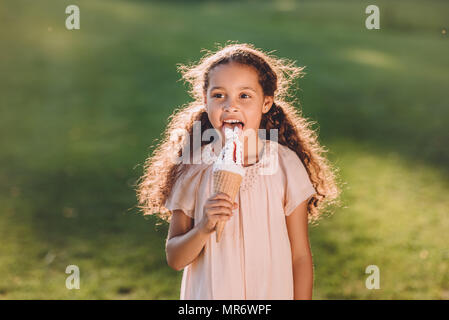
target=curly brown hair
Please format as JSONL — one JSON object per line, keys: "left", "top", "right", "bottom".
{"left": 136, "top": 41, "right": 342, "bottom": 224}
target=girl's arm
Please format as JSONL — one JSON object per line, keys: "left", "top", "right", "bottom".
{"left": 165, "top": 192, "right": 236, "bottom": 271}
{"left": 165, "top": 210, "right": 209, "bottom": 271}
{"left": 286, "top": 199, "right": 314, "bottom": 300}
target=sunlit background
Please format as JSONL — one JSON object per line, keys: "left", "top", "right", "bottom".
{"left": 1, "top": 0, "right": 448, "bottom": 299}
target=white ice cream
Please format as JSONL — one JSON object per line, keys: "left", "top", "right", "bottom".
{"left": 212, "top": 126, "right": 245, "bottom": 177}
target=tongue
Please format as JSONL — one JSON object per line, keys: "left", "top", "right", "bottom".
{"left": 223, "top": 123, "right": 243, "bottom": 131}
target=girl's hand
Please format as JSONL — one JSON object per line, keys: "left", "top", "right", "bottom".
{"left": 198, "top": 192, "right": 238, "bottom": 234}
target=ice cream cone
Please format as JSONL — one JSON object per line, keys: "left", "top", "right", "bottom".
{"left": 212, "top": 126, "right": 245, "bottom": 243}
{"left": 213, "top": 170, "right": 243, "bottom": 242}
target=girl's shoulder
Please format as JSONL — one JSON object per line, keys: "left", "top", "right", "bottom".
{"left": 269, "top": 140, "right": 316, "bottom": 214}
{"left": 268, "top": 140, "right": 308, "bottom": 175}
{"left": 165, "top": 162, "right": 210, "bottom": 217}
{"left": 176, "top": 162, "right": 209, "bottom": 183}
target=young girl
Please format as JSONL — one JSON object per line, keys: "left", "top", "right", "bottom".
{"left": 137, "top": 42, "right": 340, "bottom": 300}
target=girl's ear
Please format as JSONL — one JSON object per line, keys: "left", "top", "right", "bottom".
{"left": 262, "top": 96, "right": 274, "bottom": 114}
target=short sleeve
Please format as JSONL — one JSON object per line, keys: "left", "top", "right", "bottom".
{"left": 280, "top": 146, "right": 317, "bottom": 216}
{"left": 164, "top": 164, "right": 205, "bottom": 218}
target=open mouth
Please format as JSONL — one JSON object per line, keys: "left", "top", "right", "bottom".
{"left": 222, "top": 119, "right": 244, "bottom": 131}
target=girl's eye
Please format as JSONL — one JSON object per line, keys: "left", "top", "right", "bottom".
{"left": 212, "top": 93, "right": 250, "bottom": 99}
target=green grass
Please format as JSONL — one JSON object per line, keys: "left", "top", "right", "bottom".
{"left": 0, "top": 0, "right": 448, "bottom": 299}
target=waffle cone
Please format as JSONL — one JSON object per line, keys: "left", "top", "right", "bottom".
{"left": 213, "top": 170, "right": 243, "bottom": 242}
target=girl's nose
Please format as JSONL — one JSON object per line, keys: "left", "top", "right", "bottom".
{"left": 223, "top": 104, "right": 239, "bottom": 112}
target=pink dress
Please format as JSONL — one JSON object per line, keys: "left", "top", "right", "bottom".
{"left": 164, "top": 139, "right": 317, "bottom": 300}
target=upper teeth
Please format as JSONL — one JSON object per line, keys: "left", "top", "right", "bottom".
{"left": 224, "top": 119, "right": 241, "bottom": 123}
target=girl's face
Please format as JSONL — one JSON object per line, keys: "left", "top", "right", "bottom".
{"left": 203, "top": 62, "right": 274, "bottom": 144}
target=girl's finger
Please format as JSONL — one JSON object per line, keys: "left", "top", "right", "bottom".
{"left": 220, "top": 215, "right": 231, "bottom": 222}
{"left": 212, "top": 214, "right": 231, "bottom": 223}
{"left": 212, "top": 192, "right": 232, "bottom": 202}
{"left": 207, "top": 206, "right": 232, "bottom": 216}
{"left": 209, "top": 199, "right": 233, "bottom": 209}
